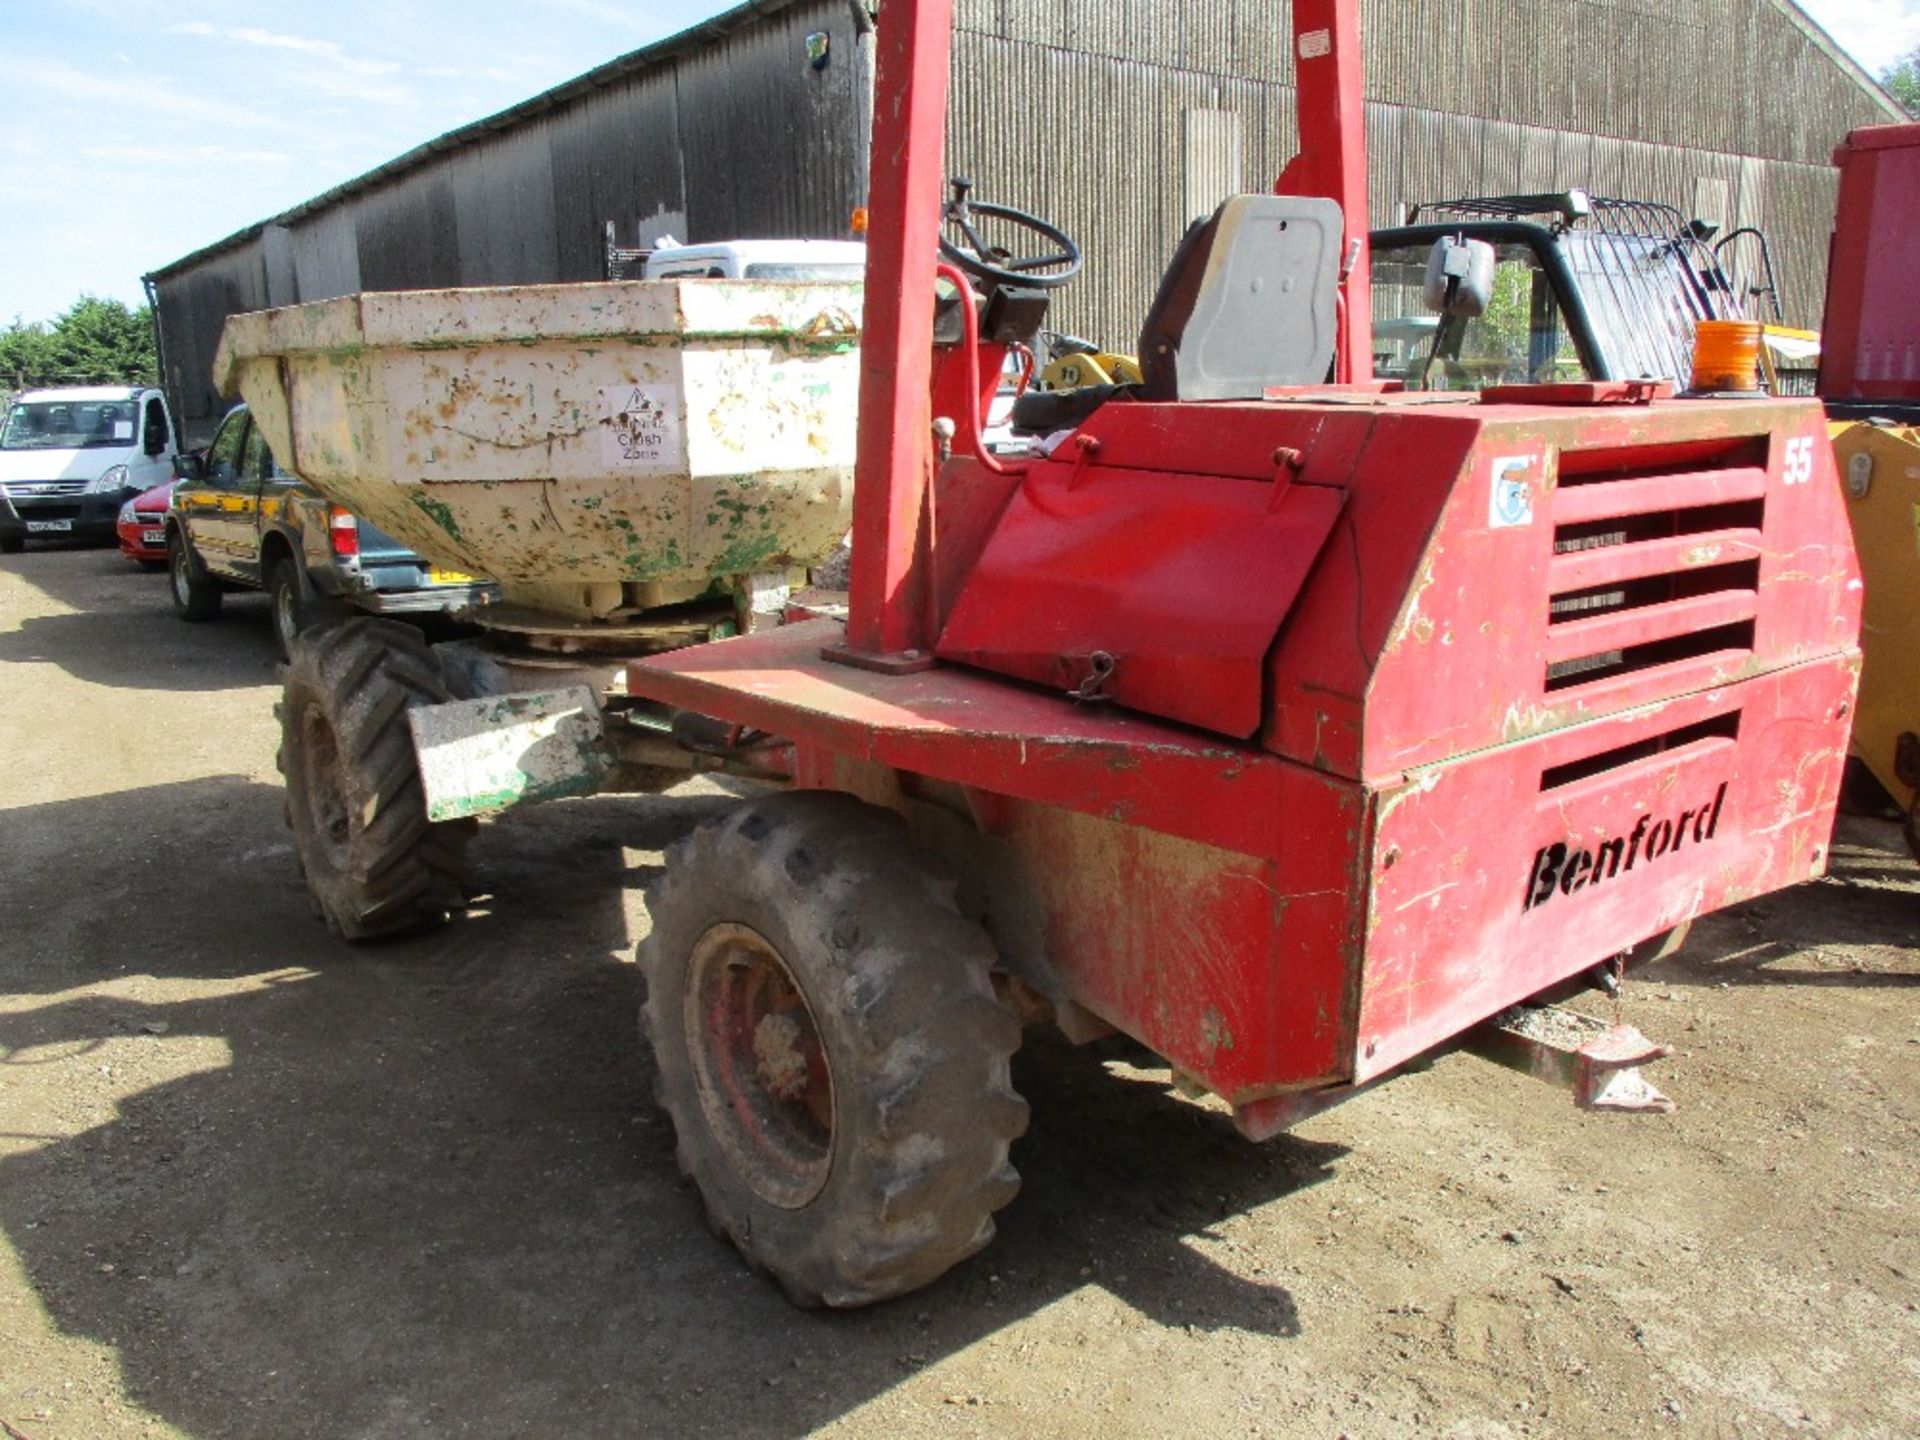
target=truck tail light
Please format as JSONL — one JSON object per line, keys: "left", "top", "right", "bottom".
{"left": 328, "top": 506, "right": 359, "bottom": 558}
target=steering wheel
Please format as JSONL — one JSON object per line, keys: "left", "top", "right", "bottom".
{"left": 939, "top": 177, "right": 1081, "bottom": 290}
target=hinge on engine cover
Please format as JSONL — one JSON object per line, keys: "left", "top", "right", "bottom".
{"left": 1067, "top": 650, "right": 1117, "bottom": 704}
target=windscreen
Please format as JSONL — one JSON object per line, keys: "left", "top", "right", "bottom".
{"left": 1, "top": 400, "right": 138, "bottom": 450}
{"left": 1558, "top": 231, "right": 1702, "bottom": 389}
{"left": 741, "top": 263, "right": 866, "bottom": 281}
{"left": 1370, "top": 243, "right": 1581, "bottom": 391}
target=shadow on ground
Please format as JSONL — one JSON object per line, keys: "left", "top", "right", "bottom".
{"left": 1650, "top": 816, "right": 1920, "bottom": 991}
{"left": 0, "top": 546, "right": 281, "bottom": 692}
{"left": 0, "top": 548, "right": 475, "bottom": 692}
{"left": 0, "top": 774, "right": 1337, "bottom": 1438}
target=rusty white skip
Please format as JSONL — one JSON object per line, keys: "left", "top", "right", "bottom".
{"left": 213, "top": 280, "right": 864, "bottom": 613}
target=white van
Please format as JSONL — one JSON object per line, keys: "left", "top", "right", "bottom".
{"left": 0, "top": 385, "right": 177, "bottom": 546}
{"left": 641, "top": 238, "right": 866, "bottom": 281}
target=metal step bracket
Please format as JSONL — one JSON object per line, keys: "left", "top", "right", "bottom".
{"left": 1469, "top": 1002, "right": 1676, "bottom": 1114}
{"left": 409, "top": 685, "right": 612, "bottom": 821}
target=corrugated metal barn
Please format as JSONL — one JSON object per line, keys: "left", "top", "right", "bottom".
{"left": 148, "top": 0, "right": 1902, "bottom": 446}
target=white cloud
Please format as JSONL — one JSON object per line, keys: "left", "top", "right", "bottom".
{"left": 292, "top": 70, "right": 415, "bottom": 106}
{"left": 81, "top": 144, "right": 292, "bottom": 168}
{"left": 0, "top": 56, "right": 284, "bottom": 131}
{"left": 528, "top": 0, "right": 663, "bottom": 34}
{"left": 166, "top": 22, "right": 402, "bottom": 77}
{"left": 163, "top": 20, "right": 413, "bottom": 106}
{"left": 0, "top": 0, "right": 728, "bottom": 320}
{"left": 1794, "top": 0, "right": 1920, "bottom": 74}
{"left": 419, "top": 65, "right": 523, "bottom": 84}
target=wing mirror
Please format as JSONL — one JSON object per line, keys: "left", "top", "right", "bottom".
{"left": 1423, "top": 237, "right": 1497, "bottom": 318}
{"left": 172, "top": 452, "right": 205, "bottom": 482}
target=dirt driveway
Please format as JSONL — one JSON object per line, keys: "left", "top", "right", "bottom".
{"left": 1, "top": 546, "right": 1915, "bottom": 1439}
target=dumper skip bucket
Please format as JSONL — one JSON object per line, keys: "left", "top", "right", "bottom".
{"left": 214, "top": 280, "right": 864, "bottom": 608}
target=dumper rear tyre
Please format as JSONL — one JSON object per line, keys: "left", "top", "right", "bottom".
{"left": 278, "top": 617, "right": 475, "bottom": 941}
{"left": 641, "top": 792, "right": 1027, "bottom": 1307}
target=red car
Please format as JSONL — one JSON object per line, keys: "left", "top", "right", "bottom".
{"left": 116, "top": 480, "right": 175, "bottom": 567}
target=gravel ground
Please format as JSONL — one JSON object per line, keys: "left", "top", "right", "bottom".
{"left": 1, "top": 545, "right": 1915, "bottom": 1439}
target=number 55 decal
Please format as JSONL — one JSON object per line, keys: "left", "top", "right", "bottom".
{"left": 1782, "top": 435, "right": 1816, "bottom": 486}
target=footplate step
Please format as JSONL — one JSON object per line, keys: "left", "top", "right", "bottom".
{"left": 1468, "top": 1003, "right": 1676, "bottom": 1115}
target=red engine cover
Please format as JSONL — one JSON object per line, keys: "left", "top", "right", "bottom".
{"left": 936, "top": 423, "right": 1346, "bottom": 738}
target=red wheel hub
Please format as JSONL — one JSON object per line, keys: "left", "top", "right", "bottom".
{"left": 684, "top": 923, "right": 835, "bottom": 1209}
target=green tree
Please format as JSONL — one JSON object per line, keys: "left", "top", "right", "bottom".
{"left": 41, "top": 296, "right": 157, "bottom": 386}
{"left": 0, "top": 296, "right": 156, "bottom": 391}
{"left": 1885, "top": 49, "right": 1920, "bottom": 119}
{"left": 0, "top": 319, "right": 51, "bottom": 392}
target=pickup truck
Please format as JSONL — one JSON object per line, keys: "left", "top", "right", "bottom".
{"left": 166, "top": 403, "right": 495, "bottom": 656}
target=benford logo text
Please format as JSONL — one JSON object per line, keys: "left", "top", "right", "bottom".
{"left": 1523, "top": 781, "right": 1730, "bottom": 911}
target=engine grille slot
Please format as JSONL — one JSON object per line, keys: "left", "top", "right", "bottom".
{"left": 1540, "top": 711, "right": 1742, "bottom": 793}
{"left": 1544, "top": 437, "right": 1769, "bottom": 695}
{"left": 1555, "top": 436, "right": 1769, "bottom": 487}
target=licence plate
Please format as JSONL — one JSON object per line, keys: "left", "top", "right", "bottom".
{"left": 430, "top": 567, "right": 474, "bottom": 585}
{"left": 140, "top": 528, "right": 165, "bottom": 544}
{"left": 27, "top": 519, "right": 72, "bottom": 533}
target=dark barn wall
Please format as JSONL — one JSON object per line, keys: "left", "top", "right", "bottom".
{"left": 548, "top": 81, "right": 690, "bottom": 281}
{"left": 352, "top": 176, "right": 464, "bottom": 294}
{"left": 155, "top": 248, "right": 269, "bottom": 451}
{"left": 675, "top": 8, "right": 873, "bottom": 241}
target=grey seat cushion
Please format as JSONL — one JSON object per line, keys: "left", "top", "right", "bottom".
{"left": 1139, "top": 195, "right": 1344, "bottom": 401}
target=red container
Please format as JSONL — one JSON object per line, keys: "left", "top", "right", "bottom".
{"left": 1819, "top": 122, "right": 1920, "bottom": 403}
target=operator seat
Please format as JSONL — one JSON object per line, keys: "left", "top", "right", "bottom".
{"left": 1009, "top": 194, "right": 1346, "bottom": 435}
{"left": 1138, "top": 194, "right": 1344, "bottom": 400}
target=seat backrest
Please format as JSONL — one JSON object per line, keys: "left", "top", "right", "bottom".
{"left": 1138, "top": 194, "right": 1344, "bottom": 401}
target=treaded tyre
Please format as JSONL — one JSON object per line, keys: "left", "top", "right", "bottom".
{"left": 266, "top": 556, "right": 350, "bottom": 661}
{"left": 167, "top": 528, "right": 221, "bottom": 621}
{"left": 641, "top": 791, "right": 1027, "bottom": 1308}
{"left": 267, "top": 557, "right": 310, "bottom": 661}
{"left": 278, "top": 617, "right": 475, "bottom": 940}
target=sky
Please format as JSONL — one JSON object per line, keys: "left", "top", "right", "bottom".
{"left": 0, "top": 0, "right": 1916, "bottom": 327}
{"left": 0, "top": 0, "right": 727, "bottom": 324}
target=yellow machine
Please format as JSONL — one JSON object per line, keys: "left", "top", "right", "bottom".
{"left": 1831, "top": 419, "right": 1920, "bottom": 853}
{"left": 1037, "top": 346, "right": 1140, "bottom": 391}
{"left": 1760, "top": 325, "right": 1821, "bottom": 395}
{"left": 1817, "top": 123, "right": 1920, "bottom": 857}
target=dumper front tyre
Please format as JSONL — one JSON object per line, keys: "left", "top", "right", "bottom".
{"left": 277, "top": 618, "right": 475, "bottom": 941}
{"left": 641, "top": 792, "right": 1027, "bottom": 1307}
